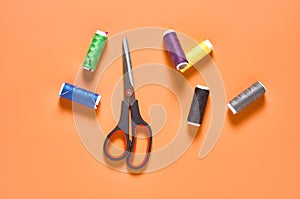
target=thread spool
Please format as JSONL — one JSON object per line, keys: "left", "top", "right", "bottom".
{"left": 180, "top": 39, "right": 214, "bottom": 73}
{"left": 59, "top": 83, "right": 101, "bottom": 109}
{"left": 82, "top": 30, "right": 108, "bottom": 72}
{"left": 163, "top": 29, "right": 188, "bottom": 70}
{"left": 187, "top": 85, "right": 210, "bottom": 126}
{"left": 227, "top": 81, "right": 266, "bottom": 114}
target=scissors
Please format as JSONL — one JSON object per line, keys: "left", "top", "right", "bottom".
{"left": 103, "top": 38, "right": 152, "bottom": 170}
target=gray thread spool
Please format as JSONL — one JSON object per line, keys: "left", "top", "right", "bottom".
{"left": 187, "top": 85, "right": 210, "bottom": 126}
{"left": 227, "top": 81, "right": 266, "bottom": 114}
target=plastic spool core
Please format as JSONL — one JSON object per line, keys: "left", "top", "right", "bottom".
{"left": 176, "top": 62, "right": 188, "bottom": 70}
{"left": 204, "top": 39, "right": 214, "bottom": 50}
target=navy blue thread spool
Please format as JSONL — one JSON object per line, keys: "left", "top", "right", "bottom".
{"left": 163, "top": 29, "right": 188, "bottom": 70}
{"left": 187, "top": 85, "right": 210, "bottom": 126}
{"left": 227, "top": 81, "right": 266, "bottom": 114}
{"left": 59, "top": 82, "right": 101, "bottom": 109}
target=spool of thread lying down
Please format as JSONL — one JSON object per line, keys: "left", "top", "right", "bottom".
{"left": 227, "top": 81, "right": 266, "bottom": 114}
{"left": 82, "top": 30, "right": 108, "bottom": 72}
{"left": 163, "top": 29, "right": 188, "bottom": 70}
{"left": 180, "top": 39, "right": 214, "bottom": 73}
{"left": 187, "top": 85, "right": 210, "bottom": 126}
{"left": 59, "top": 83, "right": 101, "bottom": 109}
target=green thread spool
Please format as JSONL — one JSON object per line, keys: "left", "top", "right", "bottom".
{"left": 82, "top": 30, "right": 108, "bottom": 72}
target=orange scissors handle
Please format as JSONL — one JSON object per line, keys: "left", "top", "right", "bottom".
{"left": 126, "top": 100, "right": 152, "bottom": 170}
{"left": 103, "top": 100, "right": 152, "bottom": 170}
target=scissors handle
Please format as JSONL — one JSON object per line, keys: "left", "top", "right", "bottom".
{"left": 126, "top": 100, "right": 152, "bottom": 170}
{"left": 103, "top": 101, "right": 130, "bottom": 161}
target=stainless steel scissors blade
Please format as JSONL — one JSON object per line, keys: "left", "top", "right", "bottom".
{"left": 122, "top": 38, "right": 136, "bottom": 104}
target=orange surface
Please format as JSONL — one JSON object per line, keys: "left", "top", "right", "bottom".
{"left": 1, "top": 0, "right": 300, "bottom": 198}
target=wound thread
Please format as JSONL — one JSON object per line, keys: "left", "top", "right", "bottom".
{"left": 181, "top": 39, "right": 214, "bottom": 73}
{"left": 187, "top": 85, "right": 210, "bottom": 126}
{"left": 227, "top": 81, "right": 266, "bottom": 114}
{"left": 59, "top": 83, "right": 101, "bottom": 109}
{"left": 82, "top": 30, "right": 108, "bottom": 72}
{"left": 163, "top": 29, "right": 188, "bottom": 70}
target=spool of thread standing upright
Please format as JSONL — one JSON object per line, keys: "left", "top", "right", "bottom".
{"left": 163, "top": 29, "right": 188, "bottom": 70}
{"left": 82, "top": 30, "right": 108, "bottom": 72}
{"left": 187, "top": 85, "right": 210, "bottom": 126}
{"left": 227, "top": 81, "right": 266, "bottom": 114}
{"left": 59, "top": 82, "right": 101, "bottom": 109}
{"left": 180, "top": 39, "right": 214, "bottom": 73}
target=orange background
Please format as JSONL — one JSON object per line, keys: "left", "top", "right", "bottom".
{"left": 1, "top": 0, "right": 300, "bottom": 198}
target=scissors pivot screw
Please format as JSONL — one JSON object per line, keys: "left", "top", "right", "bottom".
{"left": 125, "top": 88, "right": 134, "bottom": 97}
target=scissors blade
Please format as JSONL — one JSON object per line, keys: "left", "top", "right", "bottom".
{"left": 122, "top": 38, "right": 136, "bottom": 104}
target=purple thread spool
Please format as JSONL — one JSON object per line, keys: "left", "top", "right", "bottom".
{"left": 163, "top": 30, "right": 188, "bottom": 70}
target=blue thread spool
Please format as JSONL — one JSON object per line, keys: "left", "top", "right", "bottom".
{"left": 59, "top": 83, "right": 101, "bottom": 109}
